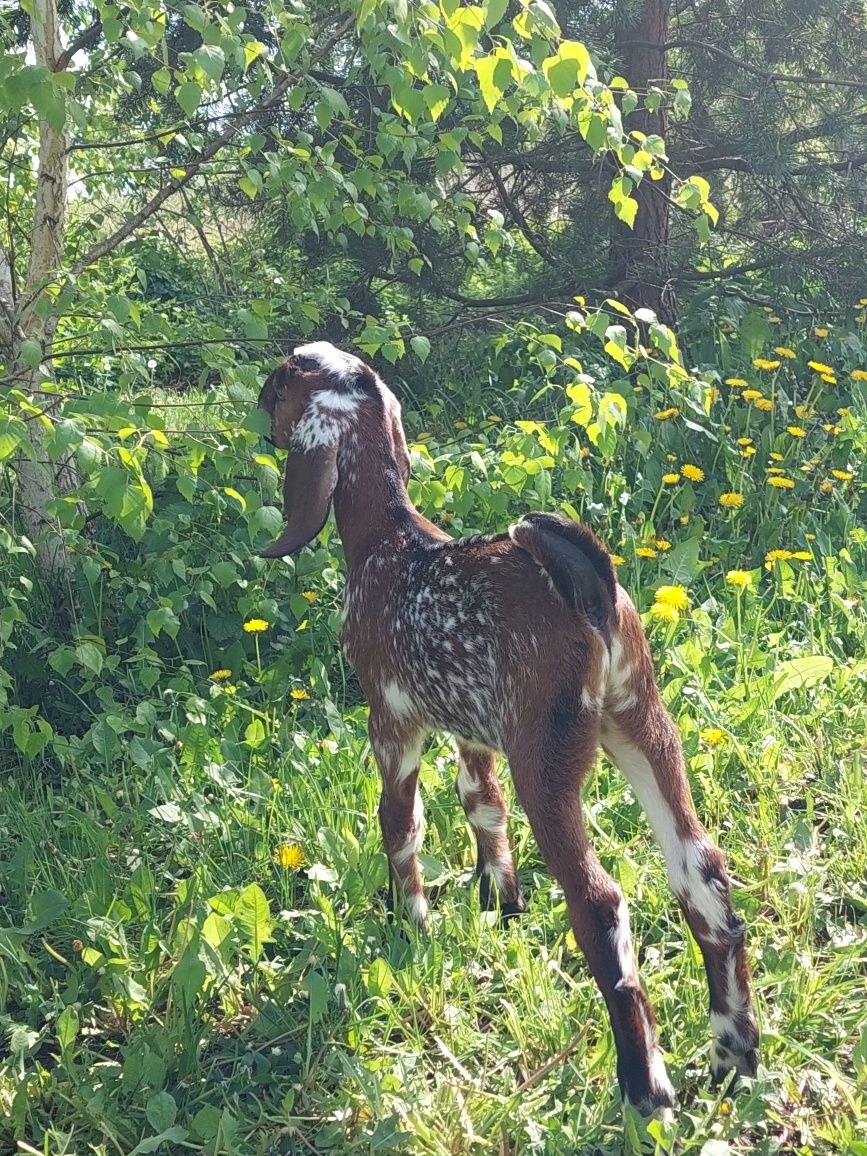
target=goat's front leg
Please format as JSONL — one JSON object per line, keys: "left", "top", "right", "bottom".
{"left": 602, "top": 677, "right": 759, "bottom": 1084}
{"left": 508, "top": 728, "right": 676, "bottom": 1119}
{"left": 455, "top": 746, "right": 526, "bottom": 917}
{"left": 369, "top": 711, "right": 427, "bottom": 925}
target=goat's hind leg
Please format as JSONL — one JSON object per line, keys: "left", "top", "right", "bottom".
{"left": 456, "top": 745, "right": 525, "bottom": 918}
{"left": 508, "top": 724, "right": 675, "bottom": 1118}
{"left": 602, "top": 663, "right": 759, "bottom": 1083}
{"left": 369, "top": 711, "right": 427, "bottom": 926}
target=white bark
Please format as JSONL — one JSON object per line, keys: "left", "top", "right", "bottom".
{"left": 14, "top": 0, "right": 77, "bottom": 580}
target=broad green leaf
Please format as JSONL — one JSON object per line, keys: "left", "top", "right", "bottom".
{"left": 176, "top": 81, "right": 202, "bottom": 118}
{"left": 543, "top": 41, "right": 590, "bottom": 98}
{"left": 235, "top": 883, "right": 273, "bottom": 963}
{"left": 769, "top": 656, "right": 835, "bottom": 703}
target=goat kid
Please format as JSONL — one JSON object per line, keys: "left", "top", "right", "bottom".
{"left": 257, "top": 341, "right": 759, "bottom": 1119}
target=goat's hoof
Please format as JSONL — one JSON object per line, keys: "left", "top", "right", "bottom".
{"left": 711, "top": 1033, "right": 759, "bottom": 1086}
{"left": 498, "top": 895, "right": 528, "bottom": 924}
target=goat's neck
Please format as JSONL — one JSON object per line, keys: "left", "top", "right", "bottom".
{"left": 333, "top": 440, "right": 431, "bottom": 573}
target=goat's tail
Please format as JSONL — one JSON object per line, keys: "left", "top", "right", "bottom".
{"left": 508, "top": 513, "right": 618, "bottom": 645}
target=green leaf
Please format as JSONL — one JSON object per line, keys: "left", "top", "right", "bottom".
{"left": 194, "top": 45, "right": 225, "bottom": 83}
{"left": 19, "top": 339, "right": 42, "bottom": 369}
{"left": 56, "top": 1005, "right": 79, "bottom": 1054}
{"left": 176, "top": 81, "right": 202, "bottom": 118}
{"left": 146, "top": 1091, "right": 177, "bottom": 1133}
{"left": 474, "top": 54, "right": 512, "bottom": 113}
{"left": 543, "top": 41, "right": 591, "bottom": 98}
{"left": 301, "top": 970, "right": 329, "bottom": 1024}
{"left": 410, "top": 335, "right": 431, "bottom": 363}
{"left": 235, "top": 883, "right": 273, "bottom": 963}
{"left": 769, "top": 656, "right": 834, "bottom": 703}
{"left": 366, "top": 957, "right": 393, "bottom": 998}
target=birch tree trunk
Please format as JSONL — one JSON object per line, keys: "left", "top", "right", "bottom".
{"left": 13, "top": 0, "right": 78, "bottom": 580}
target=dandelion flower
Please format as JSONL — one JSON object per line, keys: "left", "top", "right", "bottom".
{"left": 767, "top": 476, "right": 795, "bottom": 489}
{"left": 650, "top": 601, "right": 680, "bottom": 622}
{"left": 290, "top": 688, "right": 311, "bottom": 700}
{"left": 807, "top": 360, "right": 833, "bottom": 375}
{"left": 654, "top": 585, "right": 690, "bottom": 610}
{"left": 244, "top": 618, "right": 270, "bottom": 633}
{"left": 852, "top": 369, "right": 867, "bottom": 381}
{"left": 820, "top": 481, "right": 833, "bottom": 493}
{"left": 719, "top": 492, "right": 744, "bottom": 508}
{"left": 814, "top": 328, "right": 829, "bottom": 337}
{"left": 655, "top": 538, "right": 671, "bottom": 551}
{"left": 753, "top": 358, "right": 780, "bottom": 371}
{"left": 774, "top": 347, "right": 796, "bottom": 359}
{"left": 726, "top": 570, "right": 753, "bottom": 588}
{"left": 454, "top": 420, "right": 467, "bottom": 429}
{"left": 635, "top": 546, "right": 658, "bottom": 558}
{"left": 700, "top": 727, "right": 727, "bottom": 747}
{"left": 837, "top": 407, "right": 850, "bottom": 417}
{"left": 742, "top": 389, "right": 763, "bottom": 401}
{"left": 737, "top": 437, "right": 753, "bottom": 446}
{"left": 754, "top": 398, "right": 773, "bottom": 411}
{"left": 769, "top": 452, "right": 784, "bottom": 462}
{"left": 725, "top": 378, "right": 748, "bottom": 387}
{"left": 274, "top": 844, "right": 305, "bottom": 870}
{"left": 768, "top": 316, "right": 781, "bottom": 324}
{"left": 487, "top": 415, "right": 502, "bottom": 423}
{"left": 820, "top": 374, "right": 836, "bottom": 385}
{"left": 681, "top": 464, "right": 704, "bottom": 482}
{"left": 741, "top": 446, "right": 756, "bottom": 457}
{"left": 654, "top": 407, "right": 679, "bottom": 420}
{"left": 662, "top": 472, "right": 680, "bottom": 484}
{"left": 417, "top": 432, "right": 432, "bottom": 441}
{"left": 765, "top": 549, "right": 794, "bottom": 568}
{"left": 210, "top": 669, "right": 232, "bottom": 680}
{"left": 767, "top": 467, "right": 786, "bottom": 475}
{"left": 787, "top": 426, "right": 806, "bottom": 438}
{"left": 610, "top": 554, "right": 626, "bottom": 566}
{"left": 301, "top": 591, "right": 318, "bottom": 603}
{"left": 831, "top": 469, "right": 853, "bottom": 481}
{"left": 792, "top": 551, "right": 812, "bottom": 561}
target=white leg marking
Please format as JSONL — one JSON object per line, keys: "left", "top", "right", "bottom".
{"left": 393, "top": 790, "right": 423, "bottom": 866}
{"left": 469, "top": 802, "right": 507, "bottom": 836}
{"left": 395, "top": 745, "right": 420, "bottom": 786}
{"left": 611, "top": 897, "right": 639, "bottom": 983}
{"left": 405, "top": 892, "right": 428, "bottom": 924}
{"left": 603, "top": 729, "right": 729, "bottom": 938}
{"left": 455, "top": 756, "right": 477, "bottom": 803}
{"left": 381, "top": 680, "right": 415, "bottom": 721}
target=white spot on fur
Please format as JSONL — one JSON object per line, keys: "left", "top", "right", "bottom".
{"left": 381, "top": 680, "right": 415, "bottom": 720}
{"left": 611, "top": 897, "right": 638, "bottom": 981}
{"left": 405, "top": 891, "right": 428, "bottom": 924}
{"left": 469, "top": 802, "right": 507, "bottom": 835}
{"left": 455, "top": 756, "right": 476, "bottom": 803}
{"left": 294, "top": 341, "right": 364, "bottom": 384}
{"left": 393, "top": 790, "right": 423, "bottom": 866}
{"left": 395, "top": 747, "right": 418, "bottom": 785}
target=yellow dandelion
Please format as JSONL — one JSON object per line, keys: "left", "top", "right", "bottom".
{"left": 814, "top": 327, "right": 829, "bottom": 337}
{"left": 666, "top": 453, "right": 678, "bottom": 462}
{"left": 792, "top": 551, "right": 812, "bottom": 561}
{"left": 831, "top": 469, "right": 853, "bottom": 481}
{"left": 767, "top": 476, "right": 795, "bottom": 489}
{"left": 679, "top": 514, "right": 690, "bottom": 525}
{"left": 726, "top": 570, "right": 753, "bottom": 588}
{"left": 271, "top": 777, "right": 282, "bottom": 792}
{"left": 742, "top": 389, "right": 763, "bottom": 400}
{"left": 820, "top": 481, "right": 833, "bottom": 493}
{"left": 649, "top": 601, "right": 680, "bottom": 623}
{"left": 454, "top": 420, "right": 467, "bottom": 429}
{"left": 852, "top": 369, "right": 867, "bottom": 381}
{"left": 700, "top": 727, "right": 727, "bottom": 747}
{"left": 725, "top": 378, "right": 748, "bottom": 387}
{"left": 807, "top": 360, "right": 833, "bottom": 375}
{"left": 708, "top": 387, "right": 722, "bottom": 403}
{"left": 768, "top": 316, "right": 781, "bottom": 324}
{"left": 290, "top": 688, "right": 311, "bottom": 700}
{"left": 654, "top": 585, "right": 690, "bottom": 610}
{"left": 767, "top": 467, "right": 786, "bottom": 475}
{"left": 635, "top": 546, "right": 658, "bottom": 558}
{"left": 610, "top": 554, "right": 626, "bottom": 566}
{"left": 821, "top": 374, "right": 837, "bottom": 385}
{"left": 754, "top": 398, "right": 773, "bottom": 411}
{"left": 655, "top": 538, "right": 671, "bottom": 551}
{"left": 580, "top": 447, "right": 591, "bottom": 459}
{"left": 417, "top": 432, "right": 432, "bottom": 441}
{"left": 737, "top": 437, "right": 753, "bottom": 446}
{"left": 487, "top": 415, "right": 502, "bottom": 423}
{"left": 837, "top": 407, "right": 850, "bottom": 416}
{"left": 786, "top": 426, "right": 806, "bottom": 438}
{"left": 274, "top": 844, "right": 305, "bottom": 870}
{"left": 805, "top": 533, "right": 815, "bottom": 540}
{"left": 824, "top": 423, "right": 841, "bottom": 435}
{"left": 243, "top": 618, "right": 270, "bottom": 633}
{"left": 741, "top": 446, "right": 756, "bottom": 457}
{"left": 753, "top": 358, "right": 780, "bottom": 371}
{"left": 765, "top": 549, "right": 793, "bottom": 568}
{"left": 719, "top": 492, "right": 744, "bottom": 508}
{"left": 769, "top": 452, "right": 784, "bottom": 462}
{"left": 654, "top": 407, "right": 680, "bottom": 420}
{"left": 681, "top": 464, "right": 704, "bottom": 482}
{"left": 210, "top": 669, "right": 232, "bottom": 680}
{"left": 301, "top": 591, "right": 318, "bottom": 603}
{"left": 858, "top": 298, "right": 867, "bottom": 306}
{"left": 662, "top": 472, "right": 680, "bottom": 484}
{"left": 774, "top": 347, "right": 796, "bottom": 359}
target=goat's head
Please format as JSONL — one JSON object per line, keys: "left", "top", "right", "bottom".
{"left": 257, "top": 341, "right": 411, "bottom": 558}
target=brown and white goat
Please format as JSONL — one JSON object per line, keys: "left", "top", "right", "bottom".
{"left": 257, "top": 341, "right": 759, "bottom": 1118}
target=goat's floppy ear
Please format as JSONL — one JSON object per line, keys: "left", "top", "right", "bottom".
{"left": 261, "top": 444, "right": 338, "bottom": 558}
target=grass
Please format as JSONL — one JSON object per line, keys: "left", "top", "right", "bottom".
{"left": 1, "top": 609, "right": 865, "bottom": 1154}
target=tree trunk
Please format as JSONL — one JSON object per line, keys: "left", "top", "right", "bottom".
{"left": 13, "top": 0, "right": 78, "bottom": 580}
{"left": 608, "top": 0, "right": 675, "bottom": 323}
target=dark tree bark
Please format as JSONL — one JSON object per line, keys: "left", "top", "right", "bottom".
{"left": 608, "top": 0, "right": 675, "bottom": 323}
